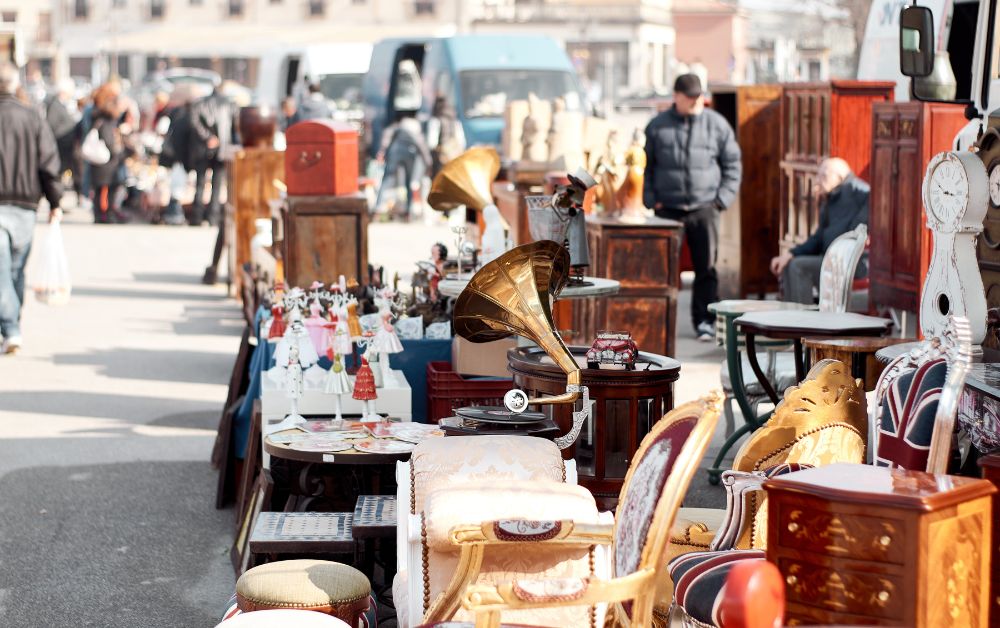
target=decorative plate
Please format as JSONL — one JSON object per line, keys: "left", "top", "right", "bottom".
{"left": 290, "top": 440, "right": 354, "bottom": 453}
{"left": 391, "top": 426, "right": 445, "bottom": 444}
{"left": 354, "top": 440, "right": 415, "bottom": 455}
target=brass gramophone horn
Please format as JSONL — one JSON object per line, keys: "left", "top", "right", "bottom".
{"left": 454, "top": 240, "right": 581, "bottom": 407}
{"left": 427, "top": 146, "right": 501, "bottom": 211}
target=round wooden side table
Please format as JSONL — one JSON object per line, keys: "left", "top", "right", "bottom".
{"left": 507, "top": 346, "right": 680, "bottom": 510}
{"left": 803, "top": 336, "right": 913, "bottom": 391}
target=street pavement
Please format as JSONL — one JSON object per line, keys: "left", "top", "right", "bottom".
{"left": 0, "top": 210, "right": 735, "bottom": 627}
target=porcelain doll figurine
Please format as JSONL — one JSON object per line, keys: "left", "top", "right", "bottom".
{"left": 304, "top": 299, "right": 327, "bottom": 354}
{"left": 267, "top": 304, "right": 286, "bottom": 341}
{"left": 352, "top": 356, "right": 378, "bottom": 421}
{"left": 266, "top": 343, "right": 306, "bottom": 431}
{"left": 324, "top": 353, "right": 352, "bottom": 420}
{"left": 373, "top": 308, "right": 404, "bottom": 386}
{"left": 329, "top": 305, "right": 353, "bottom": 357}
{"left": 346, "top": 300, "right": 363, "bottom": 340}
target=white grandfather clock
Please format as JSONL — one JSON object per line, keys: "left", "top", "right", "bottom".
{"left": 921, "top": 150, "right": 988, "bottom": 344}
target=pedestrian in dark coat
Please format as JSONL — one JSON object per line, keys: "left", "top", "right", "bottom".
{"left": 90, "top": 82, "right": 126, "bottom": 224}
{"left": 644, "top": 73, "right": 742, "bottom": 341}
{"left": 189, "top": 86, "right": 234, "bottom": 226}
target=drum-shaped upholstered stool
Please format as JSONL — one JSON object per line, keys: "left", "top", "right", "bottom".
{"left": 235, "top": 559, "right": 370, "bottom": 625}
{"left": 216, "top": 608, "right": 350, "bottom": 627}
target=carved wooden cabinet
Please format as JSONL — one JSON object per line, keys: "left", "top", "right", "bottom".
{"left": 711, "top": 84, "right": 783, "bottom": 298}
{"left": 282, "top": 194, "right": 369, "bottom": 288}
{"left": 573, "top": 216, "right": 682, "bottom": 358}
{"left": 779, "top": 81, "right": 894, "bottom": 255}
{"left": 765, "top": 463, "right": 994, "bottom": 627}
{"left": 869, "top": 102, "right": 968, "bottom": 315}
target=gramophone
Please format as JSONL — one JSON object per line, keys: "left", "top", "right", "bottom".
{"left": 527, "top": 167, "right": 596, "bottom": 284}
{"left": 449, "top": 240, "right": 591, "bottom": 449}
{"left": 429, "top": 147, "right": 506, "bottom": 271}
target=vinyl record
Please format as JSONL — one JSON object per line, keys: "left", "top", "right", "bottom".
{"left": 454, "top": 406, "right": 547, "bottom": 425}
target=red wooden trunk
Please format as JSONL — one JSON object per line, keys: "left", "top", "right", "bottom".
{"left": 284, "top": 120, "right": 359, "bottom": 196}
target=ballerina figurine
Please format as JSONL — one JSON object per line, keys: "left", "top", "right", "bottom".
{"left": 267, "top": 304, "right": 286, "bottom": 341}
{"left": 324, "top": 353, "right": 352, "bottom": 420}
{"left": 353, "top": 356, "right": 379, "bottom": 421}
{"left": 373, "top": 308, "right": 404, "bottom": 386}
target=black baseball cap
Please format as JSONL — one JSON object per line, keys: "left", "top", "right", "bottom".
{"left": 673, "top": 73, "right": 703, "bottom": 98}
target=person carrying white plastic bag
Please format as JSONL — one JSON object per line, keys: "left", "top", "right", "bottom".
{"left": 32, "top": 210, "right": 71, "bottom": 306}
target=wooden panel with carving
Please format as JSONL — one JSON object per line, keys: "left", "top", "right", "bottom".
{"left": 777, "top": 498, "right": 906, "bottom": 564}
{"left": 778, "top": 81, "right": 893, "bottom": 256}
{"left": 777, "top": 555, "right": 904, "bottom": 619}
{"left": 869, "top": 102, "right": 967, "bottom": 317}
{"left": 282, "top": 194, "right": 369, "bottom": 288}
{"left": 573, "top": 216, "right": 681, "bottom": 357}
{"left": 922, "top": 499, "right": 992, "bottom": 628}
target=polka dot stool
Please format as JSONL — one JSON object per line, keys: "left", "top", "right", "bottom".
{"left": 235, "top": 559, "right": 370, "bottom": 626}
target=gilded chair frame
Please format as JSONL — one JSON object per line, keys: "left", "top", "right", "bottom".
{"left": 434, "top": 394, "right": 722, "bottom": 628}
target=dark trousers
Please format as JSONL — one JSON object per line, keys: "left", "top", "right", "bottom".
{"left": 193, "top": 160, "right": 226, "bottom": 225}
{"left": 658, "top": 205, "right": 719, "bottom": 328}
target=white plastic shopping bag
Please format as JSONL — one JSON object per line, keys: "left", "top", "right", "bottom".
{"left": 32, "top": 218, "right": 71, "bottom": 305}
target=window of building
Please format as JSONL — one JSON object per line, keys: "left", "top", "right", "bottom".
{"left": 111, "top": 0, "right": 126, "bottom": 8}
{"left": 74, "top": 0, "right": 89, "bottom": 20}
{"left": 1, "top": 12, "right": 15, "bottom": 23}
{"left": 414, "top": 1, "right": 435, "bottom": 15}
{"left": 37, "top": 12, "right": 52, "bottom": 42}
{"left": 269, "top": 0, "right": 281, "bottom": 4}
{"left": 229, "top": 0, "right": 244, "bottom": 17}
{"left": 191, "top": 0, "right": 204, "bottom": 6}
{"left": 352, "top": 0, "right": 365, "bottom": 4}
{"left": 150, "top": 0, "right": 165, "bottom": 19}
{"left": 308, "top": 0, "right": 325, "bottom": 16}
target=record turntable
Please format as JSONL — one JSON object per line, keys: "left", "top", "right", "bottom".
{"left": 439, "top": 406, "right": 562, "bottom": 439}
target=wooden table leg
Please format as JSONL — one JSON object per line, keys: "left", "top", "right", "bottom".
{"left": 793, "top": 340, "right": 805, "bottom": 383}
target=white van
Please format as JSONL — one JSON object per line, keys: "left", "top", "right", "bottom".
{"left": 858, "top": 0, "right": 979, "bottom": 102}
{"left": 256, "top": 43, "right": 373, "bottom": 122}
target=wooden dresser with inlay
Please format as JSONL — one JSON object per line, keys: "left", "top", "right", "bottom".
{"left": 764, "top": 463, "right": 994, "bottom": 627}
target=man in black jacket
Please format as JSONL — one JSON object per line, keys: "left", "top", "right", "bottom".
{"left": 769, "top": 157, "right": 869, "bottom": 304}
{"left": 189, "top": 86, "right": 233, "bottom": 226}
{"left": 644, "top": 73, "right": 742, "bottom": 341}
{"left": 0, "top": 62, "right": 63, "bottom": 354}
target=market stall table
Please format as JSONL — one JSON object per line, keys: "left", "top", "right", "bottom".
{"left": 735, "top": 311, "right": 892, "bottom": 404}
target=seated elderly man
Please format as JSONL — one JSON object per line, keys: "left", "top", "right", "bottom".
{"left": 769, "top": 157, "right": 869, "bottom": 304}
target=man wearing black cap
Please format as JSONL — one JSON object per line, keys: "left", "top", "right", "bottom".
{"left": 644, "top": 73, "right": 742, "bottom": 341}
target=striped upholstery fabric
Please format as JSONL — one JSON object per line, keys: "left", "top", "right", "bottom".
{"left": 669, "top": 550, "right": 766, "bottom": 625}
{"left": 876, "top": 358, "right": 947, "bottom": 470}
{"left": 220, "top": 592, "right": 378, "bottom": 627}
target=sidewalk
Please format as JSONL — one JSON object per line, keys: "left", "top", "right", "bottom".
{"left": 0, "top": 213, "right": 240, "bottom": 627}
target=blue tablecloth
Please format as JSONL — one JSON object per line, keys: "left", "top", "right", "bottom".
{"left": 233, "top": 317, "right": 453, "bottom": 458}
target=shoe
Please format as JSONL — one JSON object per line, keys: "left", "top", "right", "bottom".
{"left": 2, "top": 336, "right": 22, "bottom": 355}
{"left": 696, "top": 321, "right": 714, "bottom": 343}
{"left": 202, "top": 266, "right": 218, "bottom": 285}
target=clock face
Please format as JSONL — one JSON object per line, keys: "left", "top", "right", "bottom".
{"left": 927, "top": 155, "right": 970, "bottom": 223}
{"left": 990, "top": 162, "right": 1000, "bottom": 207}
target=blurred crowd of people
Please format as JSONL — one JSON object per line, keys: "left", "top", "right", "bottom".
{"left": 14, "top": 70, "right": 238, "bottom": 227}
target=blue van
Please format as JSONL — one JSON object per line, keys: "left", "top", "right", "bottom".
{"left": 363, "top": 35, "right": 585, "bottom": 158}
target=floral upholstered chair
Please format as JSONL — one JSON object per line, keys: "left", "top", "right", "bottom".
{"left": 394, "top": 435, "right": 581, "bottom": 627}
{"left": 414, "top": 394, "right": 723, "bottom": 628}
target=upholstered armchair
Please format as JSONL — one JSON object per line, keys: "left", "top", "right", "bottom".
{"left": 872, "top": 315, "right": 974, "bottom": 473}
{"left": 670, "top": 359, "right": 868, "bottom": 558}
{"left": 394, "top": 435, "right": 582, "bottom": 627}
{"left": 415, "top": 394, "right": 723, "bottom": 628}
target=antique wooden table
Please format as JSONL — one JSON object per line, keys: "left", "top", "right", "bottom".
{"left": 735, "top": 311, "right": 892, "bottom": 404}
{"left": 507, "top": 345, "right": 680, "bottom": 509}
{"left": 765, "top": 463, "right": 995, "bottom": 627}
{"left": 803, "top": 336, "right": 913, "bottom": 391}
{"left": 706, "top": 299, "right": 813, "bottom": 484}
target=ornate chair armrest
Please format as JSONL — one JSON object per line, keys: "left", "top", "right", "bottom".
{"left": 449, "top": 519, "right": 614, "bottom": 546}
{"left": 709, "top": 470, "right": 766, "bottom": 551}
{"left": 462, "top": 569, "right": 655, "bottom": 615}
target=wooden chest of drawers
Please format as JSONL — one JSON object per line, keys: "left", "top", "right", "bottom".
{"left": 764, "top": 463, "right": 995, "bottom": 627}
